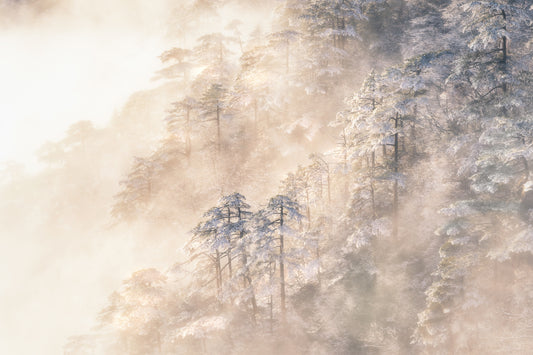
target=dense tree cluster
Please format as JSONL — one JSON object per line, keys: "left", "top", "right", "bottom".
{"left": 16, "top": 0, "right": 529, "bottom": 353}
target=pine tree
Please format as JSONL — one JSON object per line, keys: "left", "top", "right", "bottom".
{"left": 111, "top": 157, "right": 158, "bottom": 222}
{"left": 188, "top": 205, "right": 228, "bottom": 300}
{"left": 199, "top": 83, "right": 227, "bottom": 154}
{"left": 256, "top": 195, "right": 303, "bottom": 323}
{"left": 97, "top": 269, "right": 168, "bottom": 355}
{"left": 155, "top": 47, "right": 194, "bottom": 82}
{"left": 163, "top": 97, "right": 197, "bottom": 163}
{"left": 414, "top": 1, "right": 533, "bottom": 351}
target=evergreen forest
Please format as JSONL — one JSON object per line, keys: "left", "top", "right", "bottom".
{"left": 2, "top": 0, "right": 533, "bottom": 354}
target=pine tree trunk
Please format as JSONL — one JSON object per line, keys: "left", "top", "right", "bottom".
{"left": 286, "top": 39, "right": 290, "bottom": 75}
{"left": 215, "top": 250, "right": 222, "bottom": 298}
{"left": 501, "top": 10, "right": 508, "bottom": 94}
{"left": 279, "top": 205, "right": 286, "bottom": 322}
{"left": 237, "top": 206, "right": 257, "bottom": 323}
{"left": 326, "top": 166, "right": 331, "bottom": 204}
{"left": 400, "top": 120, "right": 405, "bottom": 152}
{"left": 316, "top": 242, "right": 321, "bottom": 286}
{"left": 246, "top": 274, "right": 258, "bottom": 324}
{"left": 332, "top": 15, "right": 337, "bottom": 49}
{"left": 410, "top": 123, "right": 417, "bottom": 155}
{"left": 305, "top": 188, "right": 311, "bottom": 224}
{"left": 253, "top": 99, "right": 258, "bottom": 134}
{"left": 269, "top": 293, "right": 274, "bottom": 334}
{"left": 393, "top": 113, "right": 399, "bottom": 239}
{"left": 371, "top": 151, "right": 376, "bottom": 217}
{"left": 227, "top": 208, "right": 232, "bottom": 279}
{"left": 216, "top": 103, "right": 221, "bottom": 153}
{"left": 186, "top": 106, "right": 191, "bottom": 161}
{"left": 340, "top": 17, "right": 345, "bottom": 50}
{"left": 342, "top": 129, "right": 349, "bottom": 197}
{"left": 269, "top": 260, "right": 274, "bottom": 334}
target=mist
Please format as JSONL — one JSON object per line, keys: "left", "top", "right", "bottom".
{"left": 0, "top": 0, "right": 178, "bottom": 353}
{"left": 2, "top": 0, "right": 533, "bottom": 355}
{"left": 0, "top": 0, "right": 173, "bottom": 169}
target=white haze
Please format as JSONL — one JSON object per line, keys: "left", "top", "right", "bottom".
{"left": 0, "top": 1, "right": 277, "bottom": 354}
{"left": 3, "top": 0, "right": 529, "bottom": 353}
{"left": 0, "top": 0, "right": 172, "bottom": 171}
{"left": 0, "top": 1, "right": 176, "bottom": 354}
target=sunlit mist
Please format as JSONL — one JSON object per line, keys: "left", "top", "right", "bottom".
{"left": 2, "top": 1, "right": 533, "bottom": 355}
{"left": 0, "top": 0, "right": 171, "bottom": 170}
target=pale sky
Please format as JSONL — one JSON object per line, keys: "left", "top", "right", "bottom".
{"left": 0, "top": 0, "right": 174, "bottom": 171}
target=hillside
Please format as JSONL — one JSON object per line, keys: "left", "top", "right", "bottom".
{"left": 2, "top": 1, "right": 533, "bottom": 354}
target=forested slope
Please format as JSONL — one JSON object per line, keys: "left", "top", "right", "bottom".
{"left": 3, "top": 0, "right": 532, "bottom": 354}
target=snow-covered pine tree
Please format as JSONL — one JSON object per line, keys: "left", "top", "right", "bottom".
{"left": 415, "top": 1, "right": 533, "bottom": 352}
{"left": 341, "top": 54, "right": 441, "bottom": 240}
{"left": 250, "top": 195, "right": 302, "bottom": 326}
{"left": 154, "top": 47, "right": 194, "bottom": 82}
{"left": 199, "top": 83, "right": 228, "bottom": 154}
{"left": 111, "top": 157, "right": 159, "bottom": 222}
{"left": 160, "top": 97, "right": 197, "bottom": 164}
{"left": 191, "top": 32, "right": 236, "bottom": 95}
{"left": 97, "top": 269, "right": 168, "bottom": 355}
